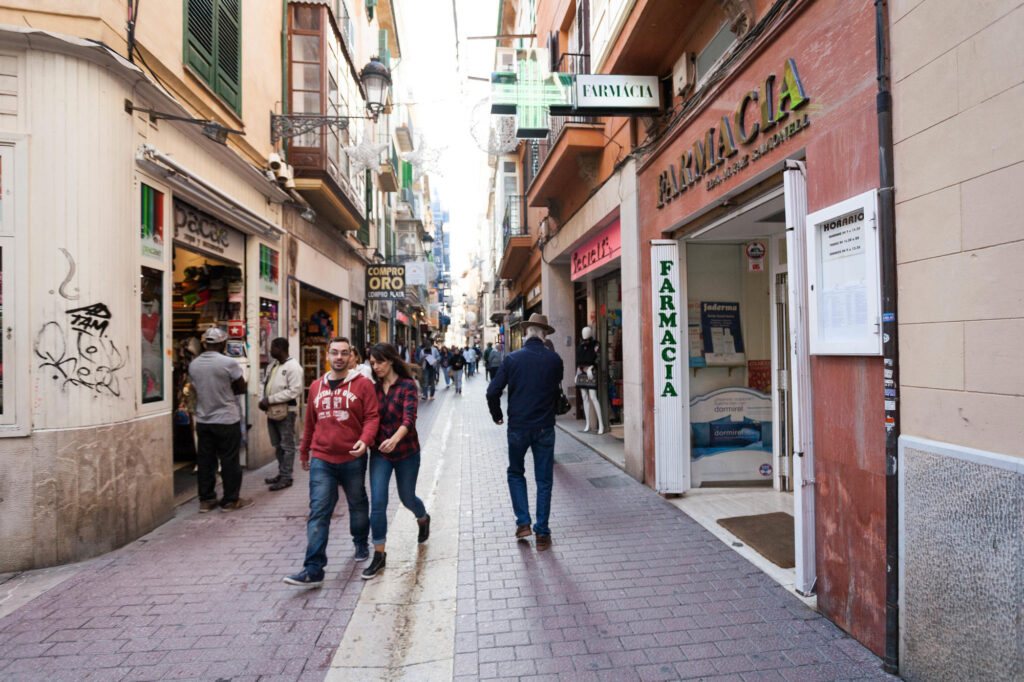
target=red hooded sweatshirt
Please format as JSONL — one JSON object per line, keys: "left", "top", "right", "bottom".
{"left": 299, "top": 370, "right": 380, "bottom": 464}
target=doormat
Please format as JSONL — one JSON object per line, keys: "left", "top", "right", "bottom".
{"left": 717, "top": 511, "right": 795, "bottom": 568}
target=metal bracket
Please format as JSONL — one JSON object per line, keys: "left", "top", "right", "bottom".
{"left": 271, "top": 113, "right": 356, "bottom": 143}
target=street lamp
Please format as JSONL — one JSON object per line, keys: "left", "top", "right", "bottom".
{"left": 271, "top": 57, "right": 392, "bottom": 143}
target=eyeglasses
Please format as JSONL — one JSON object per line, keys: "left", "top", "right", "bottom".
{"left": 327, "top": 349, "right": 351, "bottom": 357}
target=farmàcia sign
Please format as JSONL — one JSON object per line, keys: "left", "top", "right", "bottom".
{"left": 655, "top": 58, "right": 811, "bottom": 208}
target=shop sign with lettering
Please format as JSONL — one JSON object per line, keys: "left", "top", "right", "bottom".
{"left": 575, "top": 75, "right": 660, "bottom": 109}
{"left": 655, "top": 58, "right": 811, "bottom": 208}
{"left": 366, "top": 264, "right": 406, "bottom": 301}
{"left": 173, "top": 200, "right": 245, "bottom": 263}
{"left": 650, "top": 240, "right": 687, "bottom": 493}
{"left": 571, "top": 219, "right": 621, "bottom": 281}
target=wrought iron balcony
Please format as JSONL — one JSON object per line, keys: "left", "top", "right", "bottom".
{"left": 502, "top": 195, "right": 527, "bottom": 252}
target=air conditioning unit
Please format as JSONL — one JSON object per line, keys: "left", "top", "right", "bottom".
{"left": 673, "top": 51, "right": 696, "bottom": 97}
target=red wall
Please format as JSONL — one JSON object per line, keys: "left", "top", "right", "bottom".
{"left": 634, "top": 0, "right": 886, "bottom": 655}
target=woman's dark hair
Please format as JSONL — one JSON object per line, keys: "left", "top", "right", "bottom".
{"left": 369, "top": 342, "right": 419, "bottom": 382}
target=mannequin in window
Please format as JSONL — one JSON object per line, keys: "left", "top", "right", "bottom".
{"left": 576, "top": 326, "right": 605, "bottom": 434}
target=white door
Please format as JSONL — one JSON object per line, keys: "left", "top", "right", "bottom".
{"left": 783, "top": 161, "right": 816, "bottom": 595}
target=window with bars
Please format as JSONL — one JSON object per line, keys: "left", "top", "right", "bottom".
{"left": 184, "top": 0, "right": 242, "bottom": 114}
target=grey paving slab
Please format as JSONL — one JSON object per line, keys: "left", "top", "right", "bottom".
{"left": 454, "top": 378, "right": 893, "bottom": 681}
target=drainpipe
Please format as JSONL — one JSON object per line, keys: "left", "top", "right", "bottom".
{"left": 874, "top": 0, "right": 900, "bottom": 675}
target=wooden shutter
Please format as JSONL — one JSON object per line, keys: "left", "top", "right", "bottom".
{"left": 378, "top": 28, "right": 390, "bottom": 68}
{"left": 547, "top": 32, "right": 558, "bottom": 72}
{"left": 214, "top": 0, "right": 242, "bottom": 112}
{"left": 578, "top": 0, "right": 591, "bottom": 72}
{"left": 184, "top": 0, "right": 215, "bottom": 82}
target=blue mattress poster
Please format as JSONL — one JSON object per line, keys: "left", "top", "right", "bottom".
{"left": 690, "top": 387, "right": 772, "bottom": 459}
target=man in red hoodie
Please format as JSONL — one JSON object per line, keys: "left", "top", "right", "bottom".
{"left": 284, "top": 337, "right": 380, "bottom": 588}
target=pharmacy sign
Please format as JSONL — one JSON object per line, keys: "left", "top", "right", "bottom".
{"left": 491, "top": 48, "right": 660, "bottom": 139}
{"left": 650, "top": 239, "right": 687, "bottom": 493}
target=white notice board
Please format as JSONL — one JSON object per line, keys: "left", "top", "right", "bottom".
{"left": 805, "top": 189, "right": 882, "bottom": 355}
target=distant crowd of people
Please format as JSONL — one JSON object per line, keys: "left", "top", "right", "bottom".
{"left": 184, "top": 315, "right": 564, "bottom": 586}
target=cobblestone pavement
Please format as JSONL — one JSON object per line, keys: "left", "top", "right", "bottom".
{"left": 0, "top": 374, "right": 891, "bottom": 681}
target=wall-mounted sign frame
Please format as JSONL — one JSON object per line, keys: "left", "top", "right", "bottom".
{"left": 805, "top": 189, "right": 882, "bottom": 355}
{"left": 366, "top": 263, "right": 406, "bottom": 301}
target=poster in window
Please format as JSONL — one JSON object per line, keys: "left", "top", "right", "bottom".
{"left": 699, "top": 301, "right": 745, "bottom": 366}
{"left": 140, "top": 267, "right": 164, "bottom": 403}
{"left": 141, "top": 184, "right": 164, "bottom": 261}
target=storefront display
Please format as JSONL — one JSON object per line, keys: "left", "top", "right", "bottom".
{"left": 299, "top": 283, "right": 339, "bottom": 390}
{"left": 140, "top": 267, "right": 163, "bottom": 403}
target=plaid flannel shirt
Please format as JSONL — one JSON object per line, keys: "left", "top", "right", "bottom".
{"left": 374, "top": 376, "right": 420, "bottom": 461}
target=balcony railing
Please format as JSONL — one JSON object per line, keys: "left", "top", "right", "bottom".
{"left": 502, "top": 195, "right": 527, "bottom": 253}
{"left": 535, "top": 53, "right": 598, "bottom": 174}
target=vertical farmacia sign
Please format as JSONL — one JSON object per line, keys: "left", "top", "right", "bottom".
{"left": 650, "top": 240, "right": 686, "bottom": 493}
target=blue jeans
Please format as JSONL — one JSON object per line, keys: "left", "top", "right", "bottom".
{"left": 422, "top": 365, "right": 436, "bottom": 397}
{"left": 369, "top": 453, "right": 427, "bottom": 545}
{"left": 304, "top": 457, "right": 369, "bottom": 577}
{"left": 451, "top": 368, "right": 463, "bottom": 392}
{"left": 506, "top": 426, "right": 556, "bottom": 536}
{"left": 443, "top": 366, "right": 452, "bottom": 386}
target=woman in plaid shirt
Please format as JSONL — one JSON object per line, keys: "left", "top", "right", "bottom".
{"left": 363, "top": 343, "right": 431, "bottom": 579}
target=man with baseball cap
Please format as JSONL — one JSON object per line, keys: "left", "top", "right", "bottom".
{"left": 188, "top": 326, "right": 253, "bottom": 512}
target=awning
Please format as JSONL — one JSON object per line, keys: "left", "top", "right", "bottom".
{"left": 137, "top": 145, "right": 284, "bottom": 240}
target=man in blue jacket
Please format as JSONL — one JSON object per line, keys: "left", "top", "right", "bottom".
{"left": 486, "top": 314, "right": 564, "bottom": 551}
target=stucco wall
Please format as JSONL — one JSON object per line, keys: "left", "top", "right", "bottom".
{"left": 0, "top": 414, "right": 173, "bottom": 572}
{"left": 892, "top": 0, "right": 1024, "bottom": 461}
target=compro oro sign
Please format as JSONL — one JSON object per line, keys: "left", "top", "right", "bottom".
{"left": 366, "top": 264, "right": 406, "bottom": 301}
{"left": 651, "top": 240, "right": 687, "bottom": 493}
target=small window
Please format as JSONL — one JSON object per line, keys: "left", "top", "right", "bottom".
{"left": 696, "top": 22, "right": 735, "bottom": 82}
{"left": 184, "top": 0, "right": 242, "bottom": 114}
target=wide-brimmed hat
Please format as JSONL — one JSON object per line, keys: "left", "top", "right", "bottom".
{"left": 522, "top": 313, "right": 555, "bottom": 335}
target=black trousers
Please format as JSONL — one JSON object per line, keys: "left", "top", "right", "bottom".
{"left": 196, "top": 422, "right": 243, "bottom": 503}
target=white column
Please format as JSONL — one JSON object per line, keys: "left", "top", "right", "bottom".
{"left": 541, "top": 257, "right": 574, "bottom": 372}
{"left": 618, "top": 161, "right": 645, "bottom": 481}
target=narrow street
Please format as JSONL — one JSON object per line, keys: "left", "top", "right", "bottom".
{"left": 0, "top": 375, "right": 887, "bottom": 681}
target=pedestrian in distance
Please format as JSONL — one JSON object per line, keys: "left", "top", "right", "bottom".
{"left": 463, "top": 345, "right": 476, "bottom": 377}
{"left": 349, "top": 346, "right": 374, "bottom": 381}
{"left": 486, "top": 342, "right": 504, "bottom": 380}
{"left": 284, "top": 337, "right": 379, "bottom": 588}
{"left": 260, "top": 337, "right": 303, "bottom": 491}
{"left": 449, "top": 347, "right": 465, "bottom": 394}
{"left": 363, "top": 343, "right": 432, "bottom": 580}
{"left": 440, "top": 345, "right": 452, "bottom": 389}
{"left": 419, "top": 339, "right": 439, "bottom": 400}
{"left": 473, "top": 344, "right": 482, "bottom": 374}
{"left": 486, "top": 314, "right": 564, "bottom": 551}
{"left": 188, "top": 327, "right": 254, "bottom": 512}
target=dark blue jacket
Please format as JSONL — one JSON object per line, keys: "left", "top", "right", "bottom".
{"left": 486, "top": 337, "right": 564, "bottom": 429}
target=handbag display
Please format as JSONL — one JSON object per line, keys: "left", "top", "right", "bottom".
{"left": 555, "top": 386, "right": 572, "bottom": 416}
{"left": 266, "top": 403, "right": 289, "bottom": 420}
{"left": 575, "top": 370, "right": 597, "bottom": 391}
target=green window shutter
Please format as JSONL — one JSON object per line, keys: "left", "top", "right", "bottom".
{"left": 401, "top": 160, "right": 412, "bottom": 190}
{"left": 184, "top": 0, "right": 215, "bottom": 82}
{"left": 359, "top": 170, "right": 372, "bottom": 245}
{"left": 378, "top": 29, "right": 390, "bottom": 68}
{"left": 214, "top": 0, "right": 241, "bottom": 113}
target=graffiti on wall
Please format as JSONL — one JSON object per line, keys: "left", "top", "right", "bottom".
{"left": 35, "top": 302, "right": 127, "bottom": 397}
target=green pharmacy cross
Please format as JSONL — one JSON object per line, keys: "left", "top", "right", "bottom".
{"left": 491, "top": 48, "right": 573, "bottom": 139}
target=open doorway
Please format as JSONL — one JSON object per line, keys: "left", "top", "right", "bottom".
{"left": 670, "top": 185, "right": 814, "bottom": 599}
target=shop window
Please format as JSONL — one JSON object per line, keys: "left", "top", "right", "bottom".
{"left": 259, "top": 244, "right": 279, "bottom": 296}
{"left": 184, "top": 0, "right": 242, "bottom": 114}
{"left": 259, "top": 298, "right": 279, "bottom": 368}
{"left": 141, "top": 183, "right": 165, "bottom": 261}
{"left": 140, "top": 267, "right": 164, "bottom": 404}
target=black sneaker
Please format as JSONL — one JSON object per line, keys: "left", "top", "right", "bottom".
{"left": 269, "top": 478, "right": 293, "bottom": 491}
{"left": 265, "top": 474, "right": 281, "bottom": 485}
{"left": 417, "top": 514, "right": 431, "bottom": 543}
{"left": 283, "top": 569, "right": 323, "bottom": 588}
{"left": 354, "top": 544, "right": 370, "bottom": 562}
{"left": 361, "top": 551, "right": 386, "bottom": 580}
